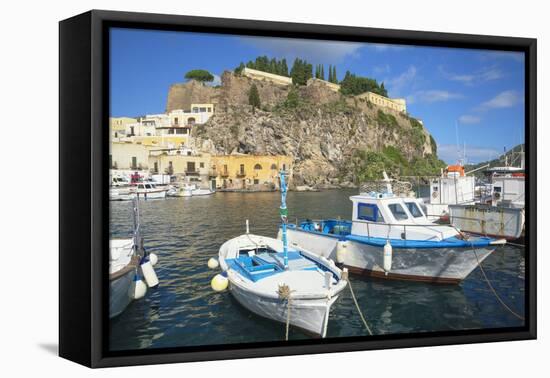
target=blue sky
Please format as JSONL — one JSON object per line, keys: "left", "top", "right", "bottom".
{"left": 110, "top": 28, "right": 525, "bottom": 164}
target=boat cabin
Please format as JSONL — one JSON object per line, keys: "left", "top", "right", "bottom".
{"left": 137, "top": 182, "right": 158, "bottom": 190}
{"left": 350, "top": 193, "right": 458, "bottom": 241}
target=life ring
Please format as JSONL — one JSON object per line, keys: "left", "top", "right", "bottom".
{"left": 432, "top": 191, "right": 438, "bottom": 199}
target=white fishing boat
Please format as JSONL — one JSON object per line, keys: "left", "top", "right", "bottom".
{"left": 110, "top": 187, "right": 136, "bottom": 201}
{"left": 109, "top": 238, "right": 141, "bottom": 318}
{"left": 449, "top": 164, "right": 525, "bottom": 241}
{"left": 133, "top": 182, "right": 167, "bottom": 199}
{"left": 283, "top": 179, "right": 506, "bottom": 284}
{"left": 109, "top": 199, "right": 160, "bottom": 318}
{"left": 213, "top": 172, "right": 347, "bottom": 338}
{"left": 167, "top": 183, "right": 214, "bottom": 197}
{"left": 423, "top": 165, "right": 476, "bottom": 221}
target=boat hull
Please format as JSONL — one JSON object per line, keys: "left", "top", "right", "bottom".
{"left": 449, "top": 204, "right": 525, "bottom": 241}
{"left": 109, "top": 269, "right": 135, "bottom": 318}
{"left": 286, "top": 228, "right": 494, "bottom": 284}
{"left": 136, "top": 190, "right": 167, "bottom": 199}
{"left": 229, "top": 278, "right": 337, "bottom": 338}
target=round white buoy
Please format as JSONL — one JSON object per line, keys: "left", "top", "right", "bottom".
{"left": 130, "top": 274, "right": 147, "bottom": 300}
{"left": 211, "top": 273, "right": 229, "bottom": 292}
{"left": 336, "top": 241, "right": 348, "bottom": 264}
{"left": 276, "top": 228, "right": 283, "bottom": 241}
{"left": 383, "top": 240, "right": 393, "bottom": 273}
{"left": 207, "top": 257, "right": 219, "bottom": 269}
{"left": 149, "top": 253, "right": 158, "bottom": 267}
{"left": 141, "top": 257, "right": 159, "bottom": 288}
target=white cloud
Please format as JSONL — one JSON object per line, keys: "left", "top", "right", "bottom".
{"left": 442, "top": 66, "right": 504, "bottom": 85}
{"left": 373, "top": 64, "right": 391, "bottom": 75}
{"left": 407, "top": 90, "right": 463, "bottom": 104}
{"left": 458, "top": 115, "right": 481, "bottom": 124}
{"left": 481, "top": 51, "right": 525, "bottom": 63}
{"left": 238, "top": 36, "right": 362, "bottom": 63}
{"left": 478, "top": 90, "right": 523, "bottom": 110}
{"left": 438, "top": 144, "right": 500, "bottom": 164}
{"left": 365, "top": 43, "right": 406, "bottom": 52}
{"left": 385, "top": 66, "right": 417, "bottom": 96}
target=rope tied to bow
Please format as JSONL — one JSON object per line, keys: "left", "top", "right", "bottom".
{"left": 278, "top": 284, "right": 296, "bottom": 341}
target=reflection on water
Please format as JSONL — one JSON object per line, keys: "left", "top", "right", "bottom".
{"left": 109, "top": 190, "right": 525, "bottom": 351}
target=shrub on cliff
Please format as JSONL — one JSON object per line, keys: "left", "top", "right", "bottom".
{"left": 184, "top": 69, "right": 214, "bottom": 83}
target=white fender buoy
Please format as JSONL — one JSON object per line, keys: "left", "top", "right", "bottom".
{"left": 207, "top": 257, "right": 219, "bottom": 269}
{"left": 383, "top": 240, "right": 393, "bottom": 274}
{"left": 276, "top": 228, "right": 283, "bottom": 241}
{"left": 336, "top": 240, "right": 348, "bottom": 264}
{"left": 211, "top": 273, "right": 229, "bottom": 292}
{"left": 149, "top": 253, "right": 158, "bottom": 267}
{"left": 141, "top": 256, "right": 159, "bottom": 288}
{"left": 130, "top": 273, "right": 147, "bottom": 300}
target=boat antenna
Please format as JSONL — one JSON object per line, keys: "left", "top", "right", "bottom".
{"left": 132, "top": 196, "right": 141, "bottom": 254}
{"left": 279, "top": 170, "right": 289, "bottom": 269}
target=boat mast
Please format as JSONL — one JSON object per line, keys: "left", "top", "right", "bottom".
{"left": 279, "top": 170, "right": 289, "bottom": 269}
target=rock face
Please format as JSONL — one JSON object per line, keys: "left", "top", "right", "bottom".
{"left": 170, "top": 71, "right": 437, "bottom": 187}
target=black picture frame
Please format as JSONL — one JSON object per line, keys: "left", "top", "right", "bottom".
{"left": 59, "top": 9, "right": 537, "bottom": 368}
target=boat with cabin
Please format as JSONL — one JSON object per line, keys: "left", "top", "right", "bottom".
{"left": 423, "top": 164, "right": 476, "bottom": 222}
{"left": 283, "top": 180, "right": 506, "bottom": 284}
{"left": 214, "top": 172, "right": 347, "bottom": 337}
{"left": 133, "top": 181, "right": 168, "bottom": 199}
{"left": 449, "top": 164, "right": 525, "bottom": 241}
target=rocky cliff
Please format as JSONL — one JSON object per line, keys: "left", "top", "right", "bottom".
{"left": 168, "top": 71, "right": 440, "bottom": 187}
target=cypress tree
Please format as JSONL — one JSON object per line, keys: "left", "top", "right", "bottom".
{"left": 320, "top": 65, "right": 325, "bottom": 80}
{"left": 248, "top": 84, "right": 261, "bottom": 113}
{"left": 281, "top": 58, "right": 288, "bottom": 77}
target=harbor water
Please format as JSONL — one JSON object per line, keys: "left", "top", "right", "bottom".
{"left": 109, "top": 189, "right": 525, "bottom": 351}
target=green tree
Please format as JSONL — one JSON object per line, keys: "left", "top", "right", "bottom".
{"left": 235, "top": 63, "right": 245, "bottom": 74}
{"left": 332, "top": 66, "right": 337, "bottom": 83}
{"left": 290, "top": 58, "right": 313, "bottom": 85}
{"left": 340, "top": 73, "right": 387, "bottom": 96}
{"left": 248, "top": 84, "right": 261, "bottom": 113}
{"left": 184, "top": 69, "right": 214, "bottom": 83}
{"left": 281, "top": 58, "right": 288, "bottom": 76}
{"left": 320, "top": 65, "right": 325, "bottom": 80}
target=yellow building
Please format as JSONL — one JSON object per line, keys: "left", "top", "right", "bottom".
{"left": 110, "top": 141, "right": 151, "bottom": 171}
{"left": 210, "top": 154, "right": 293, "bottom": 190}
{"left": 148, "top": 149, "right": 212, "bottom": 186}
{"left": 356, "top": 91, "right": 407, "bottom": 113}
{"left": 110, "top": 117, "right": 137, "bottom": 138}
{"left": 242, "top": 67, "right": 293, "bottom": 86}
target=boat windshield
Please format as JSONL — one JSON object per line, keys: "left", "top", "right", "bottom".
{"left": 405, "top": 202, "right": 423, "bottom": 218}
{"left": 388, "top": 203, "right": 409, "bottom": 221}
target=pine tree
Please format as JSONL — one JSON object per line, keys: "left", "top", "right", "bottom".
{"left": 332, "top": 66, "right": 338, "bottom": 83}
{"left": 328, "top": 65, "right": 333, "bottom": 82}
{"left": 281, "top": 58, "right": 288, "bottom": 77}
{"left": 248, "top": 84, "right": 261, "bottom": 113}
{"left": 320, "top": 65, "right": 325, "bottom": 80}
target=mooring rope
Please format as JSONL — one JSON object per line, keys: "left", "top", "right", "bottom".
{"left": 278, "top": 284, "right": 295, "bottom": 341}
{"left": 471, "top": 244, "right": 525, "bottom": 321}
{"left": 342, "top": 270, "right": 373, "bottom": 336}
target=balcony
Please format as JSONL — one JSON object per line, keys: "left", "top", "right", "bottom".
{"left": 236, "top": 170, "right": 246, "bottom": 178}
{"left": 185, "top": 169, "right": 200, "bottom": 176}
{"left": 220, "top": 171, "right": 229, "bottom": 178}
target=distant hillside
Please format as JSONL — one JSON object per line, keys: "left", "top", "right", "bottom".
{"left": 168, "top": 70, "right": 445, "bottom": 187}
{"left": 465, "top": 144, "right": 525, "bottom": 176}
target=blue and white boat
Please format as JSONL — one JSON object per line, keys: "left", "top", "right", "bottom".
{"left": 283, "top": 189, "right": 506, "bottom": 284}
{"left": 217, "top": 172, "right": 347, "bottom": 337}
